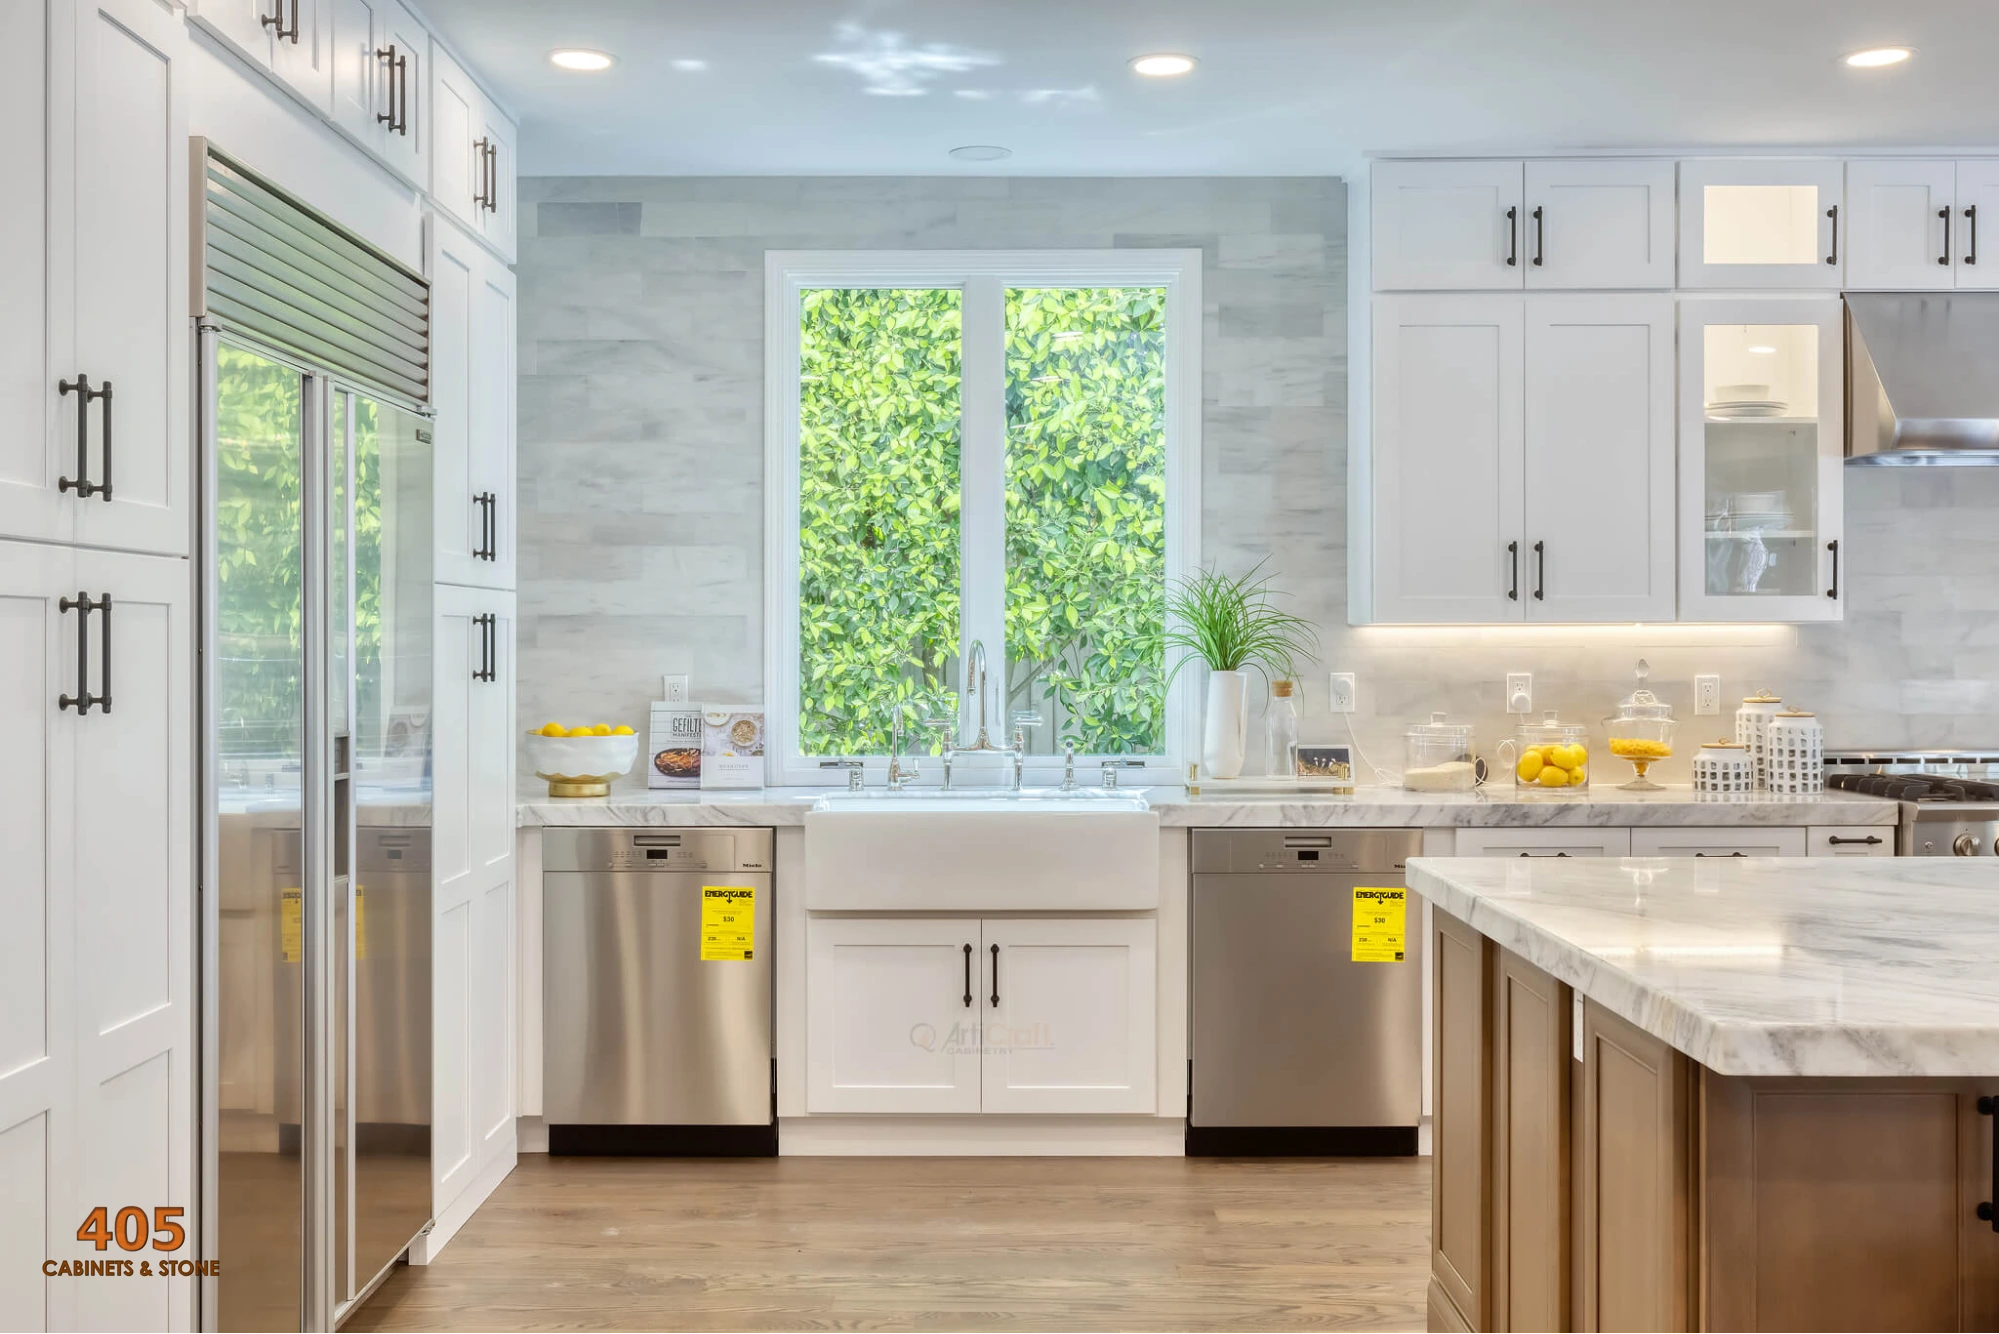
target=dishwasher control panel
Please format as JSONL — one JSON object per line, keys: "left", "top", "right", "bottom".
{"left": 541, "top": 827, "right": 774, "bottom": 874}
{"left": 1189, "top": 829, "right": 1420, "bottom": 875}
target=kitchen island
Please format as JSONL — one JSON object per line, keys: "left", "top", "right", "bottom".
{"left": 1408, "top": 856, "right": 1999, "bottom": 1332}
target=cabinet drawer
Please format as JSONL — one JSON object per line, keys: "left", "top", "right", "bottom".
{"left": 1453, "top": 828, "right": 1631, "bottom": 858}
{"left": 1630, "top": 826, "right": 1807, "bottom": 858}
{"left": 1808, "top": 825, "right": 1895, "bottom": 857}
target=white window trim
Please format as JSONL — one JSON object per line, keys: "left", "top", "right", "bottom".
{"left": 763, "top": 249, "right": 1204, "bottom": 787}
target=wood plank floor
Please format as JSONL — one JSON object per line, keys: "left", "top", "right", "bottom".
{"left": 346, "top": 1155, "right": 1431, "bottom": 1333}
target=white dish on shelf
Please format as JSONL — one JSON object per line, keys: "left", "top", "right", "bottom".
{"left": 1707, "top": 400, "right": 1789, "bottom": 418}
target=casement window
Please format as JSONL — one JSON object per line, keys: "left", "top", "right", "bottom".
{"left": 764, "top": 250, "right": 1202, "bottom": 786}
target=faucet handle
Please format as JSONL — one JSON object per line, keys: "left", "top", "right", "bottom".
{"left": 821, "top": 758, "right": 866, "bottom": 791}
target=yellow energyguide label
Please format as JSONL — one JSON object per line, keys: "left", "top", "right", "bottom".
{"left": 1352, "top": 886, "right": 1407, "bottom": 962}
{"left": 701, "top": 886, "right": 756, "bottom": 961}
{"left": 281, "top": 888, "right": 302, "bottom": 963}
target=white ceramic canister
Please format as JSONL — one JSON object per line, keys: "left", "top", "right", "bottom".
{"left": 1764, "top": 709, "right": 1824, "bottom": 794}
{"left": 1691, "top": 738, "right": 1754, "bottom": 795}
{"left": 1734, "top": 690, "right": 1784, "bottom": 789}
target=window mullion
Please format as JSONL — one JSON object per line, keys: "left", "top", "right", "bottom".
{"left": 957, "top": 275, "right": 1009, "bottom": 744}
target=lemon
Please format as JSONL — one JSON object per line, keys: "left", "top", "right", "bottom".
{"left": 563, "top": 725, "right": 592, "bottom": 737}
{"left": 591, "top": 724, "right": 614, "bottom": 736}
{"left": 1516, "top": 752, "right": 1544, "bottom": 782}
{"left": 538, "top": 722, "right": 566, "bottom": 737}
{"left": 1568, "top": 765, "right": 1588, "bottom": 786}
{"left": 1557, "top": 743, "right": 1588, "bottom": 771}
{"left": 1538, "top": 764, "right": 1570, "bottom": 788}
{"left": 611, "top": 724, "right": 635, "bottom": 735}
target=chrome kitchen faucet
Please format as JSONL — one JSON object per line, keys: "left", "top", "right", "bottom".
{"left": 942, "top": 639, "right": 1028, "bottom": 790}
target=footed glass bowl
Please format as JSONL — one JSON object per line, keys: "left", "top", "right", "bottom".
{"left": 525, "top": 733, "right": 640, "bottom": 798}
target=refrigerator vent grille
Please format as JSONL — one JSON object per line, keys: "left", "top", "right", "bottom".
{"left": 195, "top": 142, "right": 431, "bottom": 404}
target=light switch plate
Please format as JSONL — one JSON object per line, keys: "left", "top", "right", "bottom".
{"left": 1506, "top": 672, "right": 1532, "bottom": 714}
{"left": 662, "top": 674, "right": 690, "bottom": 704}
{"left": 1328, "top": 672, "right": 1356, "bottom": 714}
{"left": 1695, "top": 674, "right": 1721, "bottom": 716}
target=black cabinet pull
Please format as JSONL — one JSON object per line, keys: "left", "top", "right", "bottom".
{"left": 1825, "top": 204, "right": 1839, "bottom": 265}
{"left": 1826, "top": 538, "right": 1840, "bottom": 600}
{"left": 1977, "top": 1096, "right": 1996, "bottom": 1231}
{"left": 484, "top": 141, "right": 499, "bottom": 214}
{"left": 1518, "top": 851, "right": 1571, "bottom": 858}
{"left": 261, "top": 0, "right": 298, "bottom": 41}
{"left": 1694, "top": 851, "right": 1747, "bottom": 858}
{"left": 472, "top": 491, "right": 496, "bottom": 561}
{"left": 1532, "top": 205, "right": 1545, "bottom": 267}
{"left": 58, "top": 375, "right": 113, "bottom": 501}
{"left": 1532, "top": 540, "right": 1545, "bottom": 601}
{"left": 1967, "top": 205, "right": 1979, "bottom": 265}
{"left": 962, "top": 943, "right": 972, "bottom": 1009}
{"left": 1505, "top": 206, "right": 1517, "bottom": 267}
{"left": 472, "top": 612, "right": 496, "bottom": 683}
{"left": 474, "top": 137, "right": 493, "bottom": 210}
{"left": 1827, "top": 835, "right": 1884, "bottom": 847}
{"left": 1507, "top": 540, "right": 1519, "bottom": 602}
{"left": 1940, "top": 206, "right": 1952, "bottom": 266}
{"left": 989, "top": 943, "right": 999, "bottom": 1008}
{"left": 58, "top": 592, "right": 111, "bottom": 715}
{"left": 376, "top": 46, "right": 407, "bottom": 135}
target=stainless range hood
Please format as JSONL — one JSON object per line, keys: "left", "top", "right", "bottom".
{"left": 1846, "top": 293, "right": 1999, "bottom": 465}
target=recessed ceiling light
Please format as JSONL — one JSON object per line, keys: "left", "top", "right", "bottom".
{"left": 1130, "top": 53, "right": 1196, "bottom": 77}
{"left": 948, "top": 144, "right": 1011, "bottom": 162}
{"left": 1844, "top": 46, "right": 1912, "bottom": 68}
{"left": 1748, "top": 344, "right": 1777, "bottom": 354}
{"left": 671, "top": 58, "right": 708, "bottom": 73}
{"left": 549, "top": 48, "right": 615, "bottom": 72}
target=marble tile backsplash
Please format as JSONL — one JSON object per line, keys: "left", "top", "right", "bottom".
{"left": 518, "top": 175, "right": 1999, "bottom": 788}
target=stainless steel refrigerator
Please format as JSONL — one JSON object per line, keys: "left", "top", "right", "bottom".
{"left": 200, "top": 332, "right": 434, "bottom": 1330}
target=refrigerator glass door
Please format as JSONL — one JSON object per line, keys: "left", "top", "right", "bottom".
{"left": 213, "top": 342, "right": 307, "bottom": 1332}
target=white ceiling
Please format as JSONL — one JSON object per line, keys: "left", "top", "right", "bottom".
{"left": 415, "top": 0, "right": 1999, "bottom": 177}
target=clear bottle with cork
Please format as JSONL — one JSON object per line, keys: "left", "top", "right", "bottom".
{"left": 1265, "top": 679, "right": 1300, "bottom": 779}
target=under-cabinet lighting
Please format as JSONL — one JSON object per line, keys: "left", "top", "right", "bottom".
{"left": 550, "top": 48, "right": 616, "bottom": 72}
{"left": 1748, "top": 345, "right": 1777, "bottom": 355}
{"left": 1843, "top": 46, "right": 1912, "bottom": 68}
{"left": 1130, "top": 53, "right": 1197, "bottom": 77}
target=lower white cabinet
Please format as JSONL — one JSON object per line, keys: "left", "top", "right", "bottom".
{"left": 1630, "top": 826, "right": 1808, "bottom": 858}
{"left": 1809, "top": 825, "right": 1895, "bottom": 857}
{"left": 431, "top": 584, "right": 515, "bottom": 1216}
{"left": 1454, "top": 827, "right": 1632, "bottom": 858}
{"left": 806, "top": 916, "right": 1157, "bottom": 1116}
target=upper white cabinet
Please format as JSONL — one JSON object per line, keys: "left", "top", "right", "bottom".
{"left": 188, "top": 0, "right": 333, "bottom": 112}
{"left": 1847, "top": 160, "right": 1999, "bottom": 290}
{"left": 431, "top": 43, "right": 518, "bottom": 262}
{"left": 1677, "top": 297, "right": 1845, "bottom": 622}
{"left": 314, "top": 0, "right": 427, "bottom": 186}
{"left": 1373, "top": 159, "right": 1673, "bottom": 290}
{"left": 0, "top": 0, "right": 190, "bottom": 557}
{"left": 1678, "top": 159, "right": 1844, "bottom": 289}
{"left": 429, "top": 216, "right": 517, "bottom": 590}
{"left": 1370, "top": 294, "right": 1672, "bottom": 623}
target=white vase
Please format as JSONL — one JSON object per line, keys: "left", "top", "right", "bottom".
{"left": 1203, "top": 669, "right": 1249, "bottom": 779}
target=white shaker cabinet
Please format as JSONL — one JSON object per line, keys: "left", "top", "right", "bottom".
{"left": 1957, "top": 161, "right": 1999, "bottom": 288}
{"left": 431, "top": 43, "right": 518, "bottom": 263}
{"left": 1845, "top": 160, "right": 1958, "bottom": 290}
{"left": 321, "top": 0, "right": 427, "bottom": 187}
{"left": 1678, "top": 158, "right": 1844, "bottom": 289}
{"left": 1522, "top": 159, "right": 1675, "bottom": 289}
{"left": 979, "top": 919, "right": 1156, "bottom": 1116}
{"left": 1372, "top": 160, "right": 1526, "bottom": 290}
{"left": 1453, "top": 828, "right": 1632, "bottom": 858}
{"left": 431, "top": 585, "right": 515, "bottom": 1218}
{"left": 805, "top": 918, "right": 983, "bottom": 1114}
{"left": 0, "top": 539, "right": 194, "bottom": 1334}
{"left": 0, "top": 0, "right": 190, "bottom": 557}
{"left": 1629, "top": 827, "right": 1809, "bottom": 858}
{"left": 188, "top": 0, "right": 332, "bottom": 111}
{"left": 429, "top": 216, "right": 517, "bottom": 591}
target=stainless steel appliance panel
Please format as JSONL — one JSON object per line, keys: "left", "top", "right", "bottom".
{"left": 544, "top": 829, "right": 775, "bottom": 1126}
{"left": 1191, "top": 830, "right": 1424, "bottom": 1129}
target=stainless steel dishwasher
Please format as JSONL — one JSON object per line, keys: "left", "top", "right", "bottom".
{"left": 1189, "top": 829, "right": 1423, "bottom": 1155}
{"left": 543, "top": 827, "right": 776, "bottom": 1154}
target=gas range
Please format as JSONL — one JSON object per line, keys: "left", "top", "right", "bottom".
{"left": 1824, "top": 751, "right": 1999, "bottom": 856}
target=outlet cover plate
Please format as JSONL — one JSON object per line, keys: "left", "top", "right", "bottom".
{"left": 1329, "top": 672, "right": 1356, "bottom": 714}
{"left": 1695, "top": 674, "right": 1721, "bottom": 716}
{"left": 663, "top": 674, "right": 690, "bottom": 704}
{"left": 1507, "top": 672, "right": 1533, "bottom": 715}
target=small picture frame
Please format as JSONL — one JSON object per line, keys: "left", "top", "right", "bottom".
{"left": 1293, "top": 744, "right": 1355, "bottom": 790}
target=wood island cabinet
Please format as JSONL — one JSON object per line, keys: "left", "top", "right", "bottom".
{"left": 1430, "top": 907, "right": 1999, "bottom": 1332}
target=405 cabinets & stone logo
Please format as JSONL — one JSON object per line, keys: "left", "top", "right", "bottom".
{"left": 41, "top": 1206, "right": 220, "bottom": 1279}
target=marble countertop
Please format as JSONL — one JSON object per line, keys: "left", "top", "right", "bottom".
{"left": 1408, "top": 856, "right": 1999, "bottom": 1078}
{"left": 517, "top": 782, "right": 1896, "bottom": 829}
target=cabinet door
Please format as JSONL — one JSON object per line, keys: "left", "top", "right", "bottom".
{"left": 476, "top": 106, "right": 518, "bottom": 263}
{"left": 1524, "top": 160, "right": 1675, "bottom": 290}
{"left": 1677, "top": 298, "right": 1844, "bottom": 622}
{"left": 269, "top": 0, "right": 332, "bottom": 112}
{"left": 1679, "top": 159, "right": 1844, "bottom": 289}
{"left": 51, "top": 0, "right": 191, "bottom": 558}
{"left": 1373, "top": 160, "right": 1525, "bottom": 290}
{"left": 805, "top": 918, "right": 981, "bottom": 1114}
{"left": 432, "top": 584, "right": 514, "bottom": 1211}
{"left": 1629, "top": 827, "right": 1807, "bottom": 858}
{"left": 1955, "top": 160, "right": 1999, "bottom": 289}
{"left": 1522, "top": 295, "right": 1674, "bottom": 622}
{"left": 187, "top": 0, "right": 275, "bottom": 69}
{"left": 1491, "top": 947, "right": 1570, "bottom": 1334}
{"left": 429, "top": 42, "right": 480, "bottom": 232}
{"left": 1845, "top": 160, "right": 1956, "bottom": 290}
{"left": 372, "top": 1, "right": 425, "bottom": 187}
{"left": 1372, "top": 295, "right": 1524, "bottom": 623}
{"left": 980, "top": 918, "right": 1155, "bottom": 1115}
{"left": 1453, "top": 828, "right": 1632, "bottom": 858}
{"left": 0, "top": 0, "right": 57, "bottom": 548}
{"left": 468, "top": 259, "right": 516, "bottom": 588}
{"left": 1430, "top": 909, "right": 1490, "bottom": 1333}
{"left": 326, "top": 0, "right": 382, "bottom": 147}
{"left": 429, "top": 219, "right": 513, "bottom": 591}
{"left": 1807, "top": 825, "right": 1894, "bottom": 857}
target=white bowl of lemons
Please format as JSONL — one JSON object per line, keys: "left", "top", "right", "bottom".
{"left": 526, "top": 722, "right": 640, "bottom": 798}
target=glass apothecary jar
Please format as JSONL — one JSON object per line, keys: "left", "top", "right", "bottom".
{"left": 1605, "top": 661, "right": 1678, "bottom": 791}
{"left": 1404, "top": 713, "right": 1477, "bottom": 792}
{"left": 1502, "top": 711, "right": 1591, "bottom": 792}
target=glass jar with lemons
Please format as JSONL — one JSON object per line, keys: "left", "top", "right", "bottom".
{"left": 1500, "top": 711, "right": 1591, "bottom": 793}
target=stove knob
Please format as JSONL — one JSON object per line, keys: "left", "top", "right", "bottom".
{"left": 1954, "top": 833, "right": 1981, "bottom": 857}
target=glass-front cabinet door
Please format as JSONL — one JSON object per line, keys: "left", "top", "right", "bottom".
{"left": 1677, "top": 298, "right": 1844, "bottom": 622}
{"left": 1679, "top": 159, "right": 1845, "bottom": 289}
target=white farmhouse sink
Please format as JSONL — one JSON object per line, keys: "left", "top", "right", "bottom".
{"left": 804, "top": 788, "right": 1162, "bottom": 910}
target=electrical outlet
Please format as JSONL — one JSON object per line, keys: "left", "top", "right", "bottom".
{"left": 662, "top": 674, "right": 690, "bottom": 704}
{"left": 1695, "top": 674, "right": 1721, "bottom": 716}
{"left": 1507, "top": 672, "right": 1533, "bottom": 714}
{"left": 1328, "top": 672, "right": 1356, "bottom": 714}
